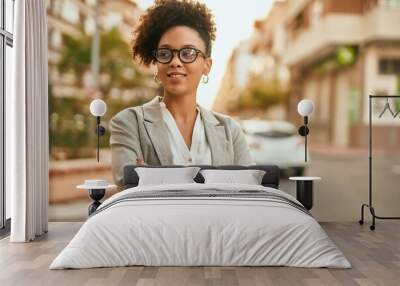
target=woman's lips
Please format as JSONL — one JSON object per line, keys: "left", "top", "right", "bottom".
{"left": 167, "top": 74, "right": 186, "bottom": 82}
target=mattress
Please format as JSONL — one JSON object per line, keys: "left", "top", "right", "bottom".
{"left": 50, "top": 183, "right": 351, "bottom": 269}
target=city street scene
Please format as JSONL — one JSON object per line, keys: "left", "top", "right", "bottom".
{"left": 47, "top": 0, "right": 400, "bottom": 223}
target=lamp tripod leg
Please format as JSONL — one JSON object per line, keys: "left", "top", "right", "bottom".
{"left": 359, "top": 203, "right": 367, "bottom": 225}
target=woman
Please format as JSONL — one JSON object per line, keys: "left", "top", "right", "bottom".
{"left": 110, "top": 0, "right": 253, "bottom": 187}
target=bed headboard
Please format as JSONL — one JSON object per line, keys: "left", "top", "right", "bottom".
{"left": 123, "top": 165, "right": 280, "bottom": 190}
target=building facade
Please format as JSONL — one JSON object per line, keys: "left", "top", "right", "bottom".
{"left": 284, "top": 0, "right": 400, "bottom": 149}
{"left": 47, "top": 0, "right": 156, "bottom": 101}
{"left": 213, "top": 1, "right": 290, "bottom": 120}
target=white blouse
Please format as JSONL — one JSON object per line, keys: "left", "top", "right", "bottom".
{"left": 159, "top": 101, "right": 212, "bottom": 165}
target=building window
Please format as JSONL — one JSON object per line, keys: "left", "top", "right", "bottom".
{"left": 1, "top": 0, "right": 14, "bottom": 230}
{"left": 378, "top": 58, "right": 400, "bottom": 75}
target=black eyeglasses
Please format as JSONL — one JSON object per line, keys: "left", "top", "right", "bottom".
{"left": 153, "top": 47, "right": 207, "bottom": 64}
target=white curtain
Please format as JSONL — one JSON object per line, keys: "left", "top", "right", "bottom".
{"left": 7, "top": 0, "right": 49, "bottom": 242}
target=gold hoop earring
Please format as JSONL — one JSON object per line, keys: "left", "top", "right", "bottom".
{"left": 153, "top": 72, "right": 161, "bottom": 84}
{"left": 202, "top": 74, "right": 209, "bottom": 84}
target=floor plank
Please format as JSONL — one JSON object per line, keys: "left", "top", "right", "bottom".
{"left": 0, "top": 222, "right": 399, "bottom": 286}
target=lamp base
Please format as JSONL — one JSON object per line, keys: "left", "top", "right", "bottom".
{"left": 88, "top": 188, "right": 106, "bottom": 215}
{"left": 298, "top": 126, "right": 309, "bottom": 136}
{"left": 96, "top": 125, "right": 106, "bottom": 136}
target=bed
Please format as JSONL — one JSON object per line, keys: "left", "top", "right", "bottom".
{"left": 50, "top": 165, "right": 351, "bottom": 269}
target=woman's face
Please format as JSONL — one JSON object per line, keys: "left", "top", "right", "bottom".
{"left": 156, "top": 25, "right": 212, "bottom": 97}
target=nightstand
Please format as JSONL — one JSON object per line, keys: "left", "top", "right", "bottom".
{"left": 77, "top": 180, "right": 116, "bottom": 215}
{"left": 289, "top": 176, "right": 321, "bottom": 210}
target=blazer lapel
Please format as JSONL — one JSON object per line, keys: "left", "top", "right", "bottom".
{"left": 142, "top": 96, "right": 174, "bottom": 165}
{"left": 199, "top": 106, "right": 231, "bottom": 165}
{"left": 142, "top": 96, "right": 231, "bottom": 166}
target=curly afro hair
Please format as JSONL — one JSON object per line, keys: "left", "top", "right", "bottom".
{"left": 131, "top": 0, "right": 216, "bottom": 66}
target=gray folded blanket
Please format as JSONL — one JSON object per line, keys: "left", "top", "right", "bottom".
{"left": 91, "top": 189, "right": 311, "bottom": 218}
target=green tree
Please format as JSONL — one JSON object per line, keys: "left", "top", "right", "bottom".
{"left": 228, "top": 75, "right": 289, "bottom": 112}
{"left": 58, "top": 27, "right": 145, "bottom": 92}
{"left": 50, "top": 28, "right": 153, "bottom": 159}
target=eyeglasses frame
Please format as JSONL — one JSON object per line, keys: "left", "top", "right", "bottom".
{"left": 152, "top": 47, "right": 207, "bottom": 64}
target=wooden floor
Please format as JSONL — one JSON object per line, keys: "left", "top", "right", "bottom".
{"left": 0, "top": 222, "right": 399, "bottom": 286}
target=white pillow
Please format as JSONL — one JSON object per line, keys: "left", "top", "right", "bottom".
{"left": 135, "top": 167, "right": 201, "bottom": 186}
{"left": 200, "top": 169, "right": 266, "bottom": 185}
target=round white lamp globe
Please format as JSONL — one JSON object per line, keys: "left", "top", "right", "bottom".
{"left": 297, "top": 99, "right": 314, "bottom": 116}
{"left": 90, "top": 99, "right": 107, "bottom": 117}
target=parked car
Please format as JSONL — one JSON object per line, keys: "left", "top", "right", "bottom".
{"left": 240, "top": 119, "right": 307, "bottom": 176}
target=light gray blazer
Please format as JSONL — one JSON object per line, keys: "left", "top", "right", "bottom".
{"left": 109, "top": 96, "right": 253, "bottom": 187}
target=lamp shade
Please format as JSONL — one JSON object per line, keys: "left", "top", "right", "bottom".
{"left": 90, "top": 99, "right": 107, "bottom": 117}
{"left": 297, "top": 99, "right": 314, "bottom": 116}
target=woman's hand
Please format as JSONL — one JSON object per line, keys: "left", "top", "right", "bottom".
{"left": 136, "top": 157, "right": 146, "bottom": 165}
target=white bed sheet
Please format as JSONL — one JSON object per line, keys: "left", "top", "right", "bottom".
{"left": 50, "top": 183, "right": 351, "bottom": 269}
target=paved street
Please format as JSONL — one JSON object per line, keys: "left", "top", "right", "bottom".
{"left": 281, "top": 152, "right": 400, "bottom": 222}
{"left": 49, "top": 151, "right": 400, "bottom": 222}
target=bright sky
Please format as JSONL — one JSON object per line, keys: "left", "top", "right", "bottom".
{"left": 138, "top": 0, "right": 274, "bottom": 109}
